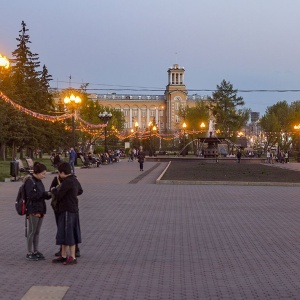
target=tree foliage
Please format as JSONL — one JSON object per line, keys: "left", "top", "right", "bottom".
{"left": 178, "top": 100, "right": 210, "bottom": 132}
{"left": 208, "top": 79, "right": 250, "bottom": 138}
{"left": 260, "top": 100, "right": 299, "bottom": 151}
{"left": 0, "top": 21, "right": 62, "bottom": 158}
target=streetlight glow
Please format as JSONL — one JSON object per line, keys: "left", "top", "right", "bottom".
{"left": 63, "top": 93, "right": 82, "bottom": 150}
{"left": 0, "top": 54, "right": 9, "bottom": 69}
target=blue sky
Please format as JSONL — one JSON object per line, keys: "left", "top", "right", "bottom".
{"left": 1, "top": 0, "right": 300, "bottom": 116}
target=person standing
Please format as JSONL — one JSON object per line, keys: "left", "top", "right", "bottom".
{"left": 137, "top": 146, "right": 145, "bottom": 171}
{"left": 236, "top": 149, "right": 242, "bottom": 163}
{"left": 25, "top": 162, "right": 51, "bottom": 261}
{"left": 51, "top": 162, "right": 83, "bottom": 265}
{"left": 266, "top": 150, "right": 270, "bottom": 164}
{"left": 69, "top": 147, "right": 76, "bottom": 174}
{"left": 50, "top": 175, "right": 81, "bottom": 258}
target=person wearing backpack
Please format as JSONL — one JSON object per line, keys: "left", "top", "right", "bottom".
{"left": 51, "top": 162, "right": 83, "bottom": 265}
{"left": 25, "top": 162, "right": 51, "bottom": 261}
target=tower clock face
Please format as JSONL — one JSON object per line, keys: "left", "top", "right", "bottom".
{"left": 174, "top": 96, "right": 182, "bottom": 101}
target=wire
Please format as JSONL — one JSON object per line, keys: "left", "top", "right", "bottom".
{"left": 52, "top": 81, "right": 300, "bottom": 93}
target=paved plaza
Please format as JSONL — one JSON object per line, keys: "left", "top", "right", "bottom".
{"left": 1, "top": 160, "right": 300, "bottom": 299}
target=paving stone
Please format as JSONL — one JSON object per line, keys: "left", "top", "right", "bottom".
{"left": 1, "top": 161, "right": 300, "bottom": 299}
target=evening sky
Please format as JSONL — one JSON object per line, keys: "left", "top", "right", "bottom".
{"left": 1, "top": 0, "right": 300, "bottom": 116}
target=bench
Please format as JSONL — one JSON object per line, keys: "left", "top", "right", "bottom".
{"left": 16, "top": 159, "right": 33, "bottom": 174}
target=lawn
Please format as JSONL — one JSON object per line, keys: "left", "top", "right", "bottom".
{"left": 0, "top": 157, "right": 83, "bottom": 181}
{"left": 162, "top": 160, "right": 300, "bottom": 183}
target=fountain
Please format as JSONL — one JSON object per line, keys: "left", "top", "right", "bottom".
{"left": 198, "top": 120, "right": 225, "bottom": 159}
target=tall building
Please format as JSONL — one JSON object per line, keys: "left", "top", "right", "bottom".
{"left": 96, "top": 64, "right": 206, "bottom": 132}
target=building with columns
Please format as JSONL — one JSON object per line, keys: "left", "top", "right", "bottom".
{"left": 95, "top": 64, "right": 206, "bottom": 132}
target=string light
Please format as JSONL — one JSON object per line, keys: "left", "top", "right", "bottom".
{"left": 0, "top": 91, "right": 298, "bottom": 138}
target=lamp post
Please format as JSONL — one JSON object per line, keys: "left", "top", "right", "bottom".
{"left": 182, "top": 122, "right": 187, "bottom": 156}
{"left": 148, "top": 121, "right": 157, "bottom": 156}
{"left": 98, "top": 111, "right": 112, "bottom": 152}
{"left": 64, "top": 94, "right": 82, "bottom": 149}
{"left": 294, "top": 124, "right": 300, "bottom": 162}
{"left": 134, "top": 121, "right": 139, "bottom": 142}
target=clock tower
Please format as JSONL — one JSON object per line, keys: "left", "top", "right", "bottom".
{"left": 165, "top": 64, "right": 187, "bottom": 131}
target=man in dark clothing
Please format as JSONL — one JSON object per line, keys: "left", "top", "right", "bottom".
{"left": 237, "top": 149, "right": 242, "bottom": 163}
{"left": 137, "top": 146, "right": 146, "bottom": 171}
{"left": 69, "top": 147, "right": 76, "bottom": 174}
{"left": 51, "top": 162, "right": 83, "bottom": 265}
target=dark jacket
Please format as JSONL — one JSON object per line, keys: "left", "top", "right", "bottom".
{"left": 137, "top": 150, "right": 145, "bottom": 163}
{"left": 51, "top": 174, "right": 83, "bottom": 213}
{"left": 24, "top": 175, "right": 51, "bottom": 215}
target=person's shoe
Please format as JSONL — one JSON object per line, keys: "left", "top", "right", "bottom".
{"left": 52, "top": 256, "right": 67, "bottom": 263}
{"left": 75, "top": 249, "right": 80, "bottom": 258}
{"left": 26, "top": 253, "right": 38, "bottom": 261}
{"left": 34, "top": 251, "right": 45, "bottom": 260}
{"left": 55, "top": 250, "right": 61, "bottom": 257}
{"left": 63, "top": 256, "right": 77, "bottom": 265}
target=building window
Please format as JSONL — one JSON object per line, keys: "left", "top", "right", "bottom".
{"left": 123, "top": 109, "right": 129, "bottom": 116}
{"left": 175, "top": 102, "right": 180, "bottom": 111}
{"left": 175, "top": 115, "right": 179, "bottom": 123}
{"left": 150, "top": 110, "right": 155, "bottom": 117}
{"left": 133, "top": 110, "right": 137, "bottom": 117}
{"left": 141, "top": 110, "right": 146, "bottom": 117}
{"left": 160, "top": 110, "right": 163, "bottom": 117}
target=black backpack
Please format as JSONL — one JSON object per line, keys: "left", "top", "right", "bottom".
{"left": 15, "top": 178, "right": 35, "bottom": 216}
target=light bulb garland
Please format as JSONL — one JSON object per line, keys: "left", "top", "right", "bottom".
{"left": 0, "top": 91, "right": 298, "bottom": 139}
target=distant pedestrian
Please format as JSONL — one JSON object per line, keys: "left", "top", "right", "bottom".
{"left": 266, "top": 150, "right": 270, "bottom": 163}
{"left": 128, "top": 148, "right": 133, "bottom": 162}
{"left": 137, "top": 146, "right": 145, "bottom": 171}
{"left": 69, "top": 147, "right": 76, "bottom": 174}
{"left": 237, "top": 149, "right": 242, "bottom": 163}
{"left": 285, "top": 152, "right": 289, "bottom": 163}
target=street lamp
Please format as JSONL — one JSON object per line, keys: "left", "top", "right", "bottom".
{"left": 0, "top": 54, "right": 9, "bottom": 69}
{"left": 294, "top": 124, "right": 300, "bottom": 162}
{"left": 148, "top": 121, "right": 157, "bottom": 156}
{"left": 134, "top": 121, "right": 139, "bottom": 139}
{"left": 64, "top": 94, "right": 82, "bottom": 149}
{"left": 98, "top": 111, "right": 112, "bottom": 152}
{"left": 200, "top": 122, "right": 206, "bottom": 131}
{"left": 182, "top": 122, "right": 187, "bottom": 156}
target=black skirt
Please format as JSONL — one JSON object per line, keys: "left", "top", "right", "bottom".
{"left": 56, "top": 211, "right": 82, "bottom": 246}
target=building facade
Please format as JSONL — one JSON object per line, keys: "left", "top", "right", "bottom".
{"left": 95, "top": 64, "right": 206, "bottom": 132}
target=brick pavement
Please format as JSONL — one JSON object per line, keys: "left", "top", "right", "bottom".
{"left": 1, "top": 160, "right": 300, "bottom": 299}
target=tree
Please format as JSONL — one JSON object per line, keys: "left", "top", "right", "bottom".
{"left": 208, "top": 79, "right": 250, "bottom": 139}
{"left": 3, "top": 21, "right": 59, "bottom": 158}
{"left": 178, "top": 100, "right": 210, "bottom": 132}
{"left": 260, "top": 101, "right": 295, "bottom": 151}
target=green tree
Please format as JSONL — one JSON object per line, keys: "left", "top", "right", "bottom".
{"left": 178, "top": 100, "right": 210, "bottom": 132}
{"left": 3, "top": 21, "right": 59, "bottom": 158}
{"left": 208, "top": 79, "right": 250, "bottom": 139}
{"left": 260, "top": 101, "right": 295, "bottom": 151}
